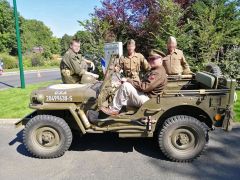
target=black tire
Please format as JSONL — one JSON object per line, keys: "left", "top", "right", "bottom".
{"left": 23, "top": 115, "right": 72, "bottom": 159}
{"left": 205, "top": 63, "right": 222, "bottom": 77}
{"left": 158, "top": 115, "right": 207, "bottom": 162}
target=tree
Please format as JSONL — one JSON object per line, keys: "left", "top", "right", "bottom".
{"left": 187, "top": 0, "right": 240, "bottom": 64}
{"left": 74, "top": 30, "right": 92, "bottom": 55}
{"left": 94, "top": 0, "right": 158, "bottom": 54}
{"left": 0, "top": 0, "right": 17, "bottom": 54}
{"left": 50, "top": 37, "right": 61, "bottom": 55}
{"left": 60, "top": 34, "right": 72, "bottom": 55}
{"left": 21, "top": 19, "right": 59, "bottom": 57}
{"left": 78, "top": 17, "right": 111, "bottom": 57}
{"left": 93, "top": 0, "right": 195, "bottom": 55}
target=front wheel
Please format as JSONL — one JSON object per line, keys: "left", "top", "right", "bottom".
{"left": 23, "top": 115, "right": 72, "bottom": 158}
{"left": 158, "top": 115, "right": 207, "bottom": 162}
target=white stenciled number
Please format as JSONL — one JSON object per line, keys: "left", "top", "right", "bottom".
{"left": 46, "top": 96, "right": 73, "bottom": 102}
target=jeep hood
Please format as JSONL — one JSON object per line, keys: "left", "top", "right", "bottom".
{"left": 31, "top": 84, "right": 98, "bottom": 103}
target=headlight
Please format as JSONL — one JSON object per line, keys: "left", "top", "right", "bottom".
{"left": 31, "top": 94, "right": 44, "bottom": 104}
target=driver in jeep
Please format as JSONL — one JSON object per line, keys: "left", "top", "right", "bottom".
{"left": 101, "top": 49, "right": 167, "bottom": 116}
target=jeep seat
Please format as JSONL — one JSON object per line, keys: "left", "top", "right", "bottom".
{"left": 195, "top": 72, "right": 216, "bottom": 88}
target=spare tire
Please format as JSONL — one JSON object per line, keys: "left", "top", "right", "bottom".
{"left": 205, "top": 63, "right": 222, "bottom": 77}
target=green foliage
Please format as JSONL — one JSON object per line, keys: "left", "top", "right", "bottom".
{"left": 0, "top": 53, "right": 60, "bottom": 69}
{"left": 150, "top": 0, "right": 240, "bottom": 73}
{"left": 152, "top": 0, "right": 186, "bottom": 50}
{"left": 0, "top": 53, "right": 18, "bottom": 69}
{"left": 0, "top": 0, "right": 61, "bottom": 69}
{"left": 79, "top": 18, "right": 111, "bottom": 57}
{"left": 60, "top": 34, "right": 72, "bottom": 55}
{"left": 0, "top": 0, "right": 16, "bottom": 54}
{"left": 234, "top": 91, "right": 240, "bottom": 122}
{"left": 21, "top": 19, "right": 60, "bottom": 56}
{"left": 217, "top": 47, "right": 240, "bottom": 78}
{"left": 50, "top": 37, "right": 61, "bottom": 54}
{"left": 74, "top": 31, "right": 92, "bottom": 55}
{"left": 23, "top": 54, "right": 60, "bottom": 67}
{"left": 187, "top": 0, "right": 240, "bottom": 64}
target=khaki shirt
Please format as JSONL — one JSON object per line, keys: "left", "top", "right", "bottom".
{"left": 118, "top": 52, "right": 150, "bottom": 81}
{"left": 60, "top": 49, "right": 88, "bottom": 84}
{"left": 163, "top": 49, "right": 191, "bottom": 75}
{"left": 128, "top": 65, "right": 167, "bottom": 97}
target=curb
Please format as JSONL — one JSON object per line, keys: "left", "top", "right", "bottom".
{"left": 2, "top": 68, "right": 59, "bottom": 77}
{"left": 0, "top": 119, "right": 20, "bottom": 125}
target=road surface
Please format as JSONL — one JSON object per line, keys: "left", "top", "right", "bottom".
{"left": 0, "top": 69, "right": 61, "bottom": 89}
{"left": 0, "top": 124, "right": 240, "bottom": 180}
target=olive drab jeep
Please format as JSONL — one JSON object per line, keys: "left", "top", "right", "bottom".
{"left": 16, "top": 55, "right": 237, "bottom": 162}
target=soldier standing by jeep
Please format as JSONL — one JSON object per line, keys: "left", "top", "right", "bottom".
{"left": 60, "top": 39, "right": 98, "bottom": 84}
{"left": 163, "top": 36, "right": 192, "bottom": 75}
{"left": 115, "top": 39, "right": 150, "bottom": 81}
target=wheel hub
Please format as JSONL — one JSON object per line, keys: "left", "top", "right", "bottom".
{"left": 178, "top": 133, "right": 190, "bottom": 145}
{"left": 42, "top": 131, "right": 54, "bottom": 143}
{"left": 171, "top": 128, "right": 196, "bottom": 150}
{"left": 34, "top": 127, "right": 60, "bottom": 148}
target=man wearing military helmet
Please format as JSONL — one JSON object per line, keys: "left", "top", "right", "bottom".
{"left": 101, "top": 49, "right": 167, "bottom": 116}
{"left": 115, "top": 39, "right": 150, "bottom": 81}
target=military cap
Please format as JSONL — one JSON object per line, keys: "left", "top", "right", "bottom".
{"left": 127, "top": 39, "right": 135, "bottom": 45}
{"left": 148, "top": 49, "right": 166, "bottom": 60}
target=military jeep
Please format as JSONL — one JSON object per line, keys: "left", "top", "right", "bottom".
{"left": 16, "top": 56, "right": 237, "bottom": 162}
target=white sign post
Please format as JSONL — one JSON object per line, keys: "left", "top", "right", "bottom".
{"left": 104, "top": 42, "right": 123, "bottom": 67}
{"left": 103, "top": 42, "right": 123, "bottom": 86}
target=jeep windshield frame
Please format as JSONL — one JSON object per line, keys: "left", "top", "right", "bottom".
{"left": 97, "top": 55, "right": 119, "bottom": 107}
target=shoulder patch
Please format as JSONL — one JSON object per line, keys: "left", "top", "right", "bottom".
{"left": 148, "top": 73, "right": 157, "bottom": 81}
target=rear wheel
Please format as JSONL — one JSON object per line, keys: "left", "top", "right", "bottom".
{"left": 158, "top": 115, "right": 207, "bottom": 162}
{"left": 23, "top": 115, "right": 72, "bottom": 158}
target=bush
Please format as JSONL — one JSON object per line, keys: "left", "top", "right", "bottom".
{"left": 23, "top": 56, "right": 32, "bottom": 68}
{"left": 43, "top": 59, "right": 60, "bottom": 67}
{"left": 0, "top": 52, "right": 61, "bottom": 69}
{"left": 217, "top": 48, "right": 240, "bottom": 78}
{"left": 0, "top": 53, "right": 18, "bottom": 69}
{"left": 30, "top": 54, "right": 45, "bottom": 67}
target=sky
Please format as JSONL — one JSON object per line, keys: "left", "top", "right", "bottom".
{"left": 7, "top": 0, "right": 102, "bottom": 37}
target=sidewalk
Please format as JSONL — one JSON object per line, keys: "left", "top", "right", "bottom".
{"left": 2, "top": 68, "right": 59, "bottom": 77}
{"left": 0, "top": 119, "right": 20, "bottom": 125}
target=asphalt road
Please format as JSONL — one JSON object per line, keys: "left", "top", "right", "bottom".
{"left": 0, "top": 124, "right": 240, "bottom": 180}
{"left": 0, "top": 69, "right": 61, "bottom": 89}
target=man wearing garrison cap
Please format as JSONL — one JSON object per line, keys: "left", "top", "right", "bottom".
{"left": 101, "top": 49, "right": 167, "bottom": 116}
{"left": 163, "top": 36, "right": 192, "bottom": 75}
{"left": 115, "top": 39, "right": 150, "bottom": 81}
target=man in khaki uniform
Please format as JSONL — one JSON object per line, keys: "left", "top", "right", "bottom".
{"left": 101, "top": 49, "right": 167, "bottom": 116}
{"left": 163, "top": 36, "right": 192, "bottom": 75}
{"left": 60, "top": 39, "right": 98, "bottom": 84}
{"left": 116, "top": 39, "right": 150, "bottom": 81}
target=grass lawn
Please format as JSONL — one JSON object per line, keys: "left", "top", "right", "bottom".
{"left": 234, "top": 91, "right": 240, "bottom": 122}
{"left": 0, "top": 81, "right": 60, "bottom": 118}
